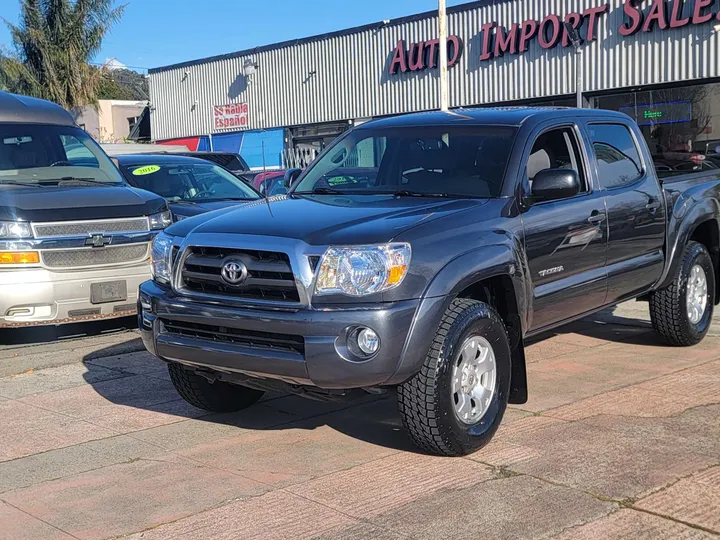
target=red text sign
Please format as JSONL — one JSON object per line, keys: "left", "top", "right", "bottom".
{"left": 389, "top": 0, "right": 720, "bottom": 70}
{"left": 213, "top": 103, "right": 249, "bottom": 130}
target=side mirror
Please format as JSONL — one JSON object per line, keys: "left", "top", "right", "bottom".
{"left": 529, "top": 169, "right": 580, "bottom": 203}
{"left": 283, "top": 168, "right": 302, "bottom": 188}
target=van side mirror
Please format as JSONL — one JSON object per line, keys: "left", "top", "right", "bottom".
{"left": 283, "top": 168, "right": 302, "bottom": 188}
{"left": 529, "top": 169, "right": 580, "bottom": 203}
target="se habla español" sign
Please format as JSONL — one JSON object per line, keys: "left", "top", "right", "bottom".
{"left": 389, "top": 0, "right": 720, "bottom": 75}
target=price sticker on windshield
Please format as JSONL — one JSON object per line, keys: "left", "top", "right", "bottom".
{"left": 132, "top": 165, "right": 161, "bottom": 176}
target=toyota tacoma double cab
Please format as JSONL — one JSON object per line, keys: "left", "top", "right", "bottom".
{"left": 139, "top": 108, "right": 720, "bottom": 456}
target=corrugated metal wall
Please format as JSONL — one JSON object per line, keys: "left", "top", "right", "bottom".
{"left": 149, "top": 0, "right": 720, "bottom": 141}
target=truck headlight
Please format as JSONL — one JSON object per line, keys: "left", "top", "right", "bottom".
{"left": 149, "top": 210, "right": 173, "bottom": 230}
{"left": 315, "top": 243, "right": 411, "bottom": 296}
{"left": 150, "top": 232, "right": 174, "bottom": 284}
{"left": 0, "top": 221, "right": 32, "bottom": 239}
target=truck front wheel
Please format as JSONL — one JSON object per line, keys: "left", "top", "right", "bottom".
{"left": 650, "top": 241, "right": 715, "bottom": 346}
{"left": 168, "top": 363, "right": 265, "bottom": 412}
{"left": 397, "top": 299, "right": 511, "bottom": 457}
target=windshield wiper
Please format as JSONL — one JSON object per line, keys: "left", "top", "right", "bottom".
{"left": 391, "top": 190, "right": 450, "bottom": 198}
{"left": 293, "top": 187, "right": 343, "bottom": 195}
{"left": 188, "top": 197, "right": 258, "bottom": 202}
{"left": 36, "top": 177, "right": 116, "bottom": 186}
{"left": 0, "top": 181, "right": 46, "bottom": 188}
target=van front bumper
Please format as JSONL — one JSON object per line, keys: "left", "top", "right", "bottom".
{"left": 138, "top": 281, "right": 449, "bottom": 389}
{"left": 0, "top": 264, "right": 151, "bottom": 327}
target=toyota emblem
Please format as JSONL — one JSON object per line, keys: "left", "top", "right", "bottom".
{"left": 220, "top": 260, "right": 248, "bottom": 286}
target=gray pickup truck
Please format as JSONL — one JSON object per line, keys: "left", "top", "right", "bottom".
{"left": 139, "top": 108, "right": 719, "bottom": 456}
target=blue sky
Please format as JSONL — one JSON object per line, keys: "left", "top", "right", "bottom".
{"left": 0, "top": 0, "right": 466, "bottom": 71}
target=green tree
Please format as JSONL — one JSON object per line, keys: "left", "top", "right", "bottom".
{"left": 0, "top": 0, "right": 125, "bottom": 110}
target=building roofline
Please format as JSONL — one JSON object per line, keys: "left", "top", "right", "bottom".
{"left": 148, "top": 0, "right": 500, "bottom": 74}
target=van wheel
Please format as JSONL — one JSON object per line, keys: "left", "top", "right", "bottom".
{"left": 650, "top": 241, "right": 715, "bottom": 346}
{"left": 168, "top": 363, "right": 265, "bottom": 412}
{"left": 397, "top": 299, "right": 511, "bottom": 457}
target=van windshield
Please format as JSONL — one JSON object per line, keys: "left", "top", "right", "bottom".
{"left": 0, "top": 124, "right": 124, "bottom": 185}
{"left": 292, "top": 126, "right": 517, "bottom": 198}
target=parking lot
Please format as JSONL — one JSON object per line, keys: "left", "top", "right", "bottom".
{"left": 0, "top": 301, "right": 718, "bottom": 540}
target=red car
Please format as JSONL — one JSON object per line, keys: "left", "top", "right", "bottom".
{"left": 252, "top": 170, "right": 287, "bottom": 196}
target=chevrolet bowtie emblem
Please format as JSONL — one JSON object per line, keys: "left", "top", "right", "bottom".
{"left": 85, "top": 233, "right": 111, "bottom": 248}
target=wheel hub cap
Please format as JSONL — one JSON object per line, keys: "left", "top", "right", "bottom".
{"left": 686, "top": 264, "right": 708, "bottom": 325}
{"left": 452, "top": 336, "right": 497, "bottom": 425}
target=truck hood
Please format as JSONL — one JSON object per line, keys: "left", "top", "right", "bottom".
{"left": 170, "top": 194, "right": 489, "bottom": 245}
{"left": 0, "top": 184, "right": 166, "bottom": 221}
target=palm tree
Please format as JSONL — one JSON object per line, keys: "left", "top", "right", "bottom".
{"left": 0, "top": 0, "right": 125, "bottom": 110}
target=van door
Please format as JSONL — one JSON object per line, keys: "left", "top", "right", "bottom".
{"left": 521, "top": 125, "right": 609, "bottom": 332}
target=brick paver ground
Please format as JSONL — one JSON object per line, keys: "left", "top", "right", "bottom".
{"left": 0, "top": 303, "right": 718, "bottom": 539}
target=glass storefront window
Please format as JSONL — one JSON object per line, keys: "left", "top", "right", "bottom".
{"left": 596, "top": 82, "right": 720, "bottom": 177}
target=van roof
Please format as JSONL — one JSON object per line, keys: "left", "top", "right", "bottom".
{"left": 0, "top": 91, "right": 75, "bottom": 126}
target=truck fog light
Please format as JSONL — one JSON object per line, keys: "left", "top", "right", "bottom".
{"left": 357, "top": 327, "right": 380, "bottom": 355}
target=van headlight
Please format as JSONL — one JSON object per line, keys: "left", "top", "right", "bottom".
{"left": 0, "top": 221, "right": 32, "bottom": 239}
{"left": 315, "top": 243, "right": 411, "bottom": 296}
{"left": 150, "top": 232, "right": 174, "bottom": 284}
{"left": 149, "top": 210, "right": 173, "bottom": 230}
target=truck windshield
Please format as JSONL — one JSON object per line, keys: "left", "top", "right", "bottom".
{"left": 293, "top": 126, "right": 517, "bottom": 198}
{"left": 124, "top": 162, "right": 261, "bottom": 202}
{"left": 0, "top": 124, "right": 125, "bottom": 184}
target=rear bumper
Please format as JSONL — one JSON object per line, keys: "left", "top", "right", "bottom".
{"left": 138, "top": 281, "right": 442, "bottom": 389}
{"left": 0, "top": 264, "right": 150, "bottom": 327}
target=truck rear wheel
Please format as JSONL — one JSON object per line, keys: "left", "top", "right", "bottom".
{"left": 650, "top": 241, "right": 715, "bottom": 346}
{"left": 397, "top": 299, "right": 511, "bottom": 457}
{"left": 168, "top": 363, "right": 265, "bottom": 412}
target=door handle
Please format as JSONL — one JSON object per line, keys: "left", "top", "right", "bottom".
{"left": 588, "top": 211, "right": 606, "bottom": 224}
{"left": 646, "top": 199, "right": 661, "bottom": 211}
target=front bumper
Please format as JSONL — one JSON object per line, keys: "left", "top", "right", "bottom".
{"left": 138, "top": 281, "right": 444, "bottom": 389}
{"left": 0, "top": 264, "right": 150, "bottom": 327}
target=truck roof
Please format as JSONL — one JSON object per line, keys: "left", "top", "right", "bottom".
{"left": 360, "top": 107, "right": 632, "bottom": 129}
{"left": 0, "top": 91, "right": 75, "bottom": 126}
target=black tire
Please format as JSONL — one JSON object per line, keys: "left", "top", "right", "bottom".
{"left": 650, "top": 241, "right": 715, "bottom": 346}
{"left": 397, "top": 298, "right": 512, "bottom": 457}
{"left": 168, "top": 363, "right": 265, "bottom": 412}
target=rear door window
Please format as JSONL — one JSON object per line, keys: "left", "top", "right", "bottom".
{"left": 588, "top": 124, "right": 643, "bottom": 189}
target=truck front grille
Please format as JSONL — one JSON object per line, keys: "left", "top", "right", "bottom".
{"left": 42, "top": 244, "right": 149, "bottom": 269}
{"left": 33, "top": 217, "right": 149, "bottom": 239}
{"left": 161, "top": 319, "right": 305, "bottom": 354}
{"left": 179, "top": 247, "right": 300, "bottom": 303}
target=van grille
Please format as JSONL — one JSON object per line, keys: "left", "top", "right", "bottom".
{"left": 42, "top": 244, "right": 149, "bottom": 269}
{"left": 33, "top": 217, "right": 149, "bottom": 239}
{"left": 161, "top": 319, "right": 305, "bottom": 354}
{"left": 179, "top": 247, "right": 300, "bottom": 303}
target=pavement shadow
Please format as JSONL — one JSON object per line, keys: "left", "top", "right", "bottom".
{"left": 530, "top": 305, "right": 659, "bottom": 347}
{"left": 81, "top": 345, "right": 419, "bottom": 453}
{"left": 0, "top": 316, "right": 138, "bottom": 347}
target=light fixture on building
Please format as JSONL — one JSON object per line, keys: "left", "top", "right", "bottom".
{"left": 243, "top": 59, "right": 259, "bottom": 78}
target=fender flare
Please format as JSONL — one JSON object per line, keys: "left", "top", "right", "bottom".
{"left": 658, "top": 199, "right": 720, "bottom": 293}
{"left": 388, "top": 244, "right": 529, "bottom": 403}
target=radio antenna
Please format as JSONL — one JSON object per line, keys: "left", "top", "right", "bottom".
{"left": 261, "top": 140, "right": 274, "bottom": 216}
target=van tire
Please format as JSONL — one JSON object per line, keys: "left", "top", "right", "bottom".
{"left": 397, "top": 298, "right": 511, "bottom": 457}
{"left": 168, "top": 363, "right": 265, "bottom": 412}
{"left": 650, "top": 241, "right": 715, "bottom": 346}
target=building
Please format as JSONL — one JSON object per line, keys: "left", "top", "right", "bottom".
{"left": 74, "top": 100, "right": 149, "bottom": 143}
{"left": 148, "top": 0, "right": 720, "bottom": 170}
